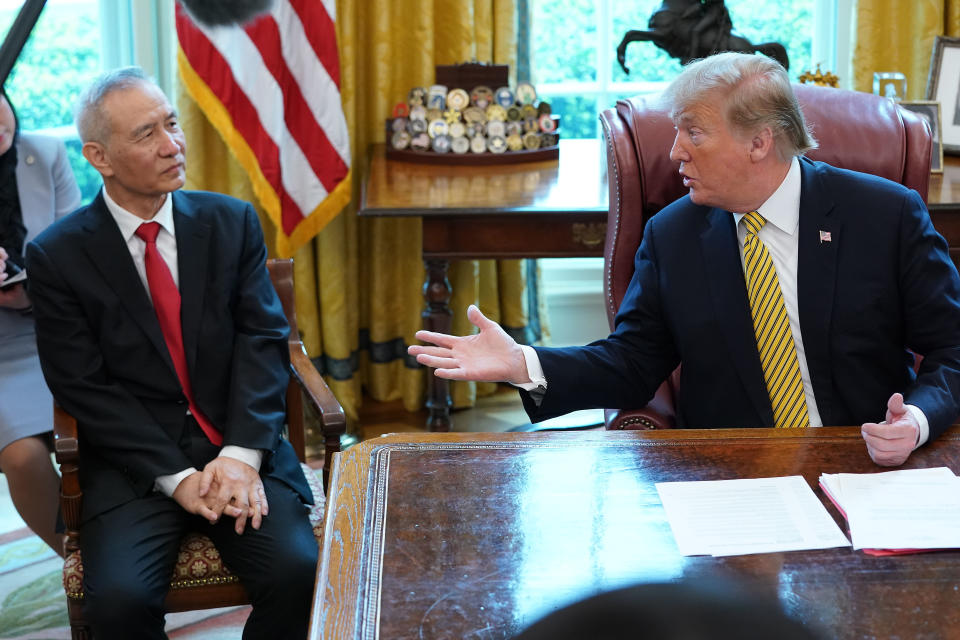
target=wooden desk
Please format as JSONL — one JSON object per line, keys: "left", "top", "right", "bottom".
{"left": 310, "top": 428, "right": 960, "bottom": 640}
{"left": 359, "top": 140, "right": 608, "bottom": 431}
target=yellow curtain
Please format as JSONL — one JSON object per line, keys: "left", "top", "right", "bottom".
{"left": 854, "top": 0, "right": 960, "bottom": 100}
{"left": 179, "top": 0, "right": 534, "bottom": 422}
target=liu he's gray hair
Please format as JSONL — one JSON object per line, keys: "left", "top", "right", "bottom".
{"left": 661, "top": 52, "right": 817, "bottom": 161}
{"left": 74, "top": 66, "right": 153, "bottom": 144}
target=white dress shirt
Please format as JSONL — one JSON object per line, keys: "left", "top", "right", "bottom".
{"left": 518, "top": 157, "right": 928, "bottom": 446}
{"left": 102, "top": 188, "right": 263, "bottom": 496}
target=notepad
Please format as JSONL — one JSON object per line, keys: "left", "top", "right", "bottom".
{"left": 819, "top": 467, "right": 960, "bottom": 554}
{"left": 0, "top": 266, "right": 25, "bottom": 290}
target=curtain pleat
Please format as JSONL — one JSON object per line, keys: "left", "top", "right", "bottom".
{"left": 854, "top": 0, "right": 960, "bottom": 100}
{"left": 179, "top": 0, "right": 537, "bottom": 421}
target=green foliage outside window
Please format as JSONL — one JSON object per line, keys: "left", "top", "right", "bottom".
{"left": 0, "top": 3, "right": 103, "bottom": 204}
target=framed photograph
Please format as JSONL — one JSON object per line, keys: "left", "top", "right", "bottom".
{"left": 925, "top": 35, "right": 960, "bottom": 154}
{"left": 900, "top": 101, "right": 944, "bottom": 173}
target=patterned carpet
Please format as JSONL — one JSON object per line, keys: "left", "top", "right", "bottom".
{"left": 0, "top": 465, "right": 327, "bottom": 639}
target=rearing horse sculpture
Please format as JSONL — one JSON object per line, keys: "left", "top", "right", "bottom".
{"left": 617, "top": 0, "right": 789, "bottom": 74}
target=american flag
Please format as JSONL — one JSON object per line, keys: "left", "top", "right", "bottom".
{"left": 175, "top": 0, "right": 351, "bottom": 257}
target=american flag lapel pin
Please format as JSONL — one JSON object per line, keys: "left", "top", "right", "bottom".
{"left": 819, "top": 230, "right": 832, "bottom": 243}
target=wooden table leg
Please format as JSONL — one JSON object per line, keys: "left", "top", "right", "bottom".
{"left": 423, "top": 259, "right": 452, "bottom": 431}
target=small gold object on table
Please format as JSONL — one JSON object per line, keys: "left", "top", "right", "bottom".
{"left": 798, "top": 63, "right": 840, "bottom": 88}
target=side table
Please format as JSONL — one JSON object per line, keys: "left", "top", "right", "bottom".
{"left": 359, "top": 139, "right": 608, "bottom": 430}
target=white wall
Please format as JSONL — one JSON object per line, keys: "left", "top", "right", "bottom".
{"left": 540, "top": 257, "right": 610, "bottom": 347}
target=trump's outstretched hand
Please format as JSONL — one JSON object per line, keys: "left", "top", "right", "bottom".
{"left": 408, "top": 305, "right": 531, "bottom": 385}
{"left": 860, "top": 393, "right": 920, "bottom": 467}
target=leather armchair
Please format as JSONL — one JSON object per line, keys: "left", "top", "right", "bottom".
{"left": 598, "top": 84, "right": 933, "bottom": 430}
{"left": 55, "top": 258, "right": 345, "bottom": 639}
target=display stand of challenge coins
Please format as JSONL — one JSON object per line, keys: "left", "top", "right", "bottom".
{"left": 386, "top": 63, "right": 559, "bottom": 165}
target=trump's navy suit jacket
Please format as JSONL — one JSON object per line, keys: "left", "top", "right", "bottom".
{"left": 26, "top": 190, "right": 310, "bottom": 521}
{"left": 524, "top": 158, "right": 960, "bottom": 439}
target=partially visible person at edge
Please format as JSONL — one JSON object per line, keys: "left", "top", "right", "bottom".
{"left": 25, "top": 67, "right": 316, "bottom": 639}
{"left": 0, "top": 87, "right": 81, "bottom": 556}
{"left": 409, "top": 52, "right": 960, "bottom": 467}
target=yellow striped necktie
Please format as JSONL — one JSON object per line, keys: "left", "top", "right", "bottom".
{"left": 741, "top": 211, "right": 810, "bottom": 429}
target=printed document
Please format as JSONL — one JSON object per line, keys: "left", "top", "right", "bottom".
{"left": 819, "top": 467, "right": 960, "bottom": 550}
{"left": 656, "top": 476, "right": 850, "bottom": 557}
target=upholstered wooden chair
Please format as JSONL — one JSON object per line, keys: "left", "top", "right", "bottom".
{"left": 55, "top": 258, "right": 345, "bottom": 639}
{"left": 598, "top": 83, "right": 934, "bottom": 430}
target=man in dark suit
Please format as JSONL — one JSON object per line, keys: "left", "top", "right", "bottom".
{"left": 25, "top": 67, "right": 317, "bottom": 638}
{"left": 409, "top": 52, "right": 960, "bottom": 468}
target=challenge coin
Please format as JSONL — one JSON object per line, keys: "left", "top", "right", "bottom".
{"left": 451, "top": 135, "right": 470, "bottom": 154}
{"left": 471, "top": 85, "right": 494, "bottom": 109}
{"left": 494, "top": 86, "right": 515, "bottom": 108}
{"left": 515, "top": 82, "right": 537, "bottom": 105}
{"left": 446, "top": 88, "right": 470, "bottom": 111}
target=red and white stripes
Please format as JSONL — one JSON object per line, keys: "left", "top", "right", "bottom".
{"left": 177, "top": 0, "right": 351, "bottom": 256}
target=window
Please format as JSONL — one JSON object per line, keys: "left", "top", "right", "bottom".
{"left": 0, "top": 0, "right": 174, "bottom": 204}
{"left": 0, "top": 0, "right": 102, "bottom": 202}
{"left": 529, "top": 0, "right": 850, "bottom": 346}
{"left": 530, "top": 0, "right": 848, "bottom": 140}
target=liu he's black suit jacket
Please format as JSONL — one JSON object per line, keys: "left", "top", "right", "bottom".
{"left": 26, "top": 190, "right": 310, "bottom": 521}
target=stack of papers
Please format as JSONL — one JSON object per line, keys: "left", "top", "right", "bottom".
{"left": 655, "top": 476, "right": 850, "bottom": 557}
{"left": 819, "top": 467, "right": 960, "bottom": 554}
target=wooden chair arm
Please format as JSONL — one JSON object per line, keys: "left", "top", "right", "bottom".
{"left": 290, "top": 345, "right": 346, "bottom": 433}
{"left": 54, "top": 404, "right": 83, "bottom": 554}
{"left": 53, "top": 404, "right": 79, "bottom": 464}
{"left": 288, "top": 341, "right": 344, "bottom": 491}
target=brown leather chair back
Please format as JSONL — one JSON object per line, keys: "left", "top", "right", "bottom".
{"left": 598, "top": 84, "right": 933, "bottom": 429}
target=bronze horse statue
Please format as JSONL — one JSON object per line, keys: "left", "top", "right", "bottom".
{"left": 617, "top": 0, "right": 789, "bottom": 74}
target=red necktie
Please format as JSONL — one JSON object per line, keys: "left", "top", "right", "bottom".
{"left": 135, "top": 222, "right": 223, "bottom": 446}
